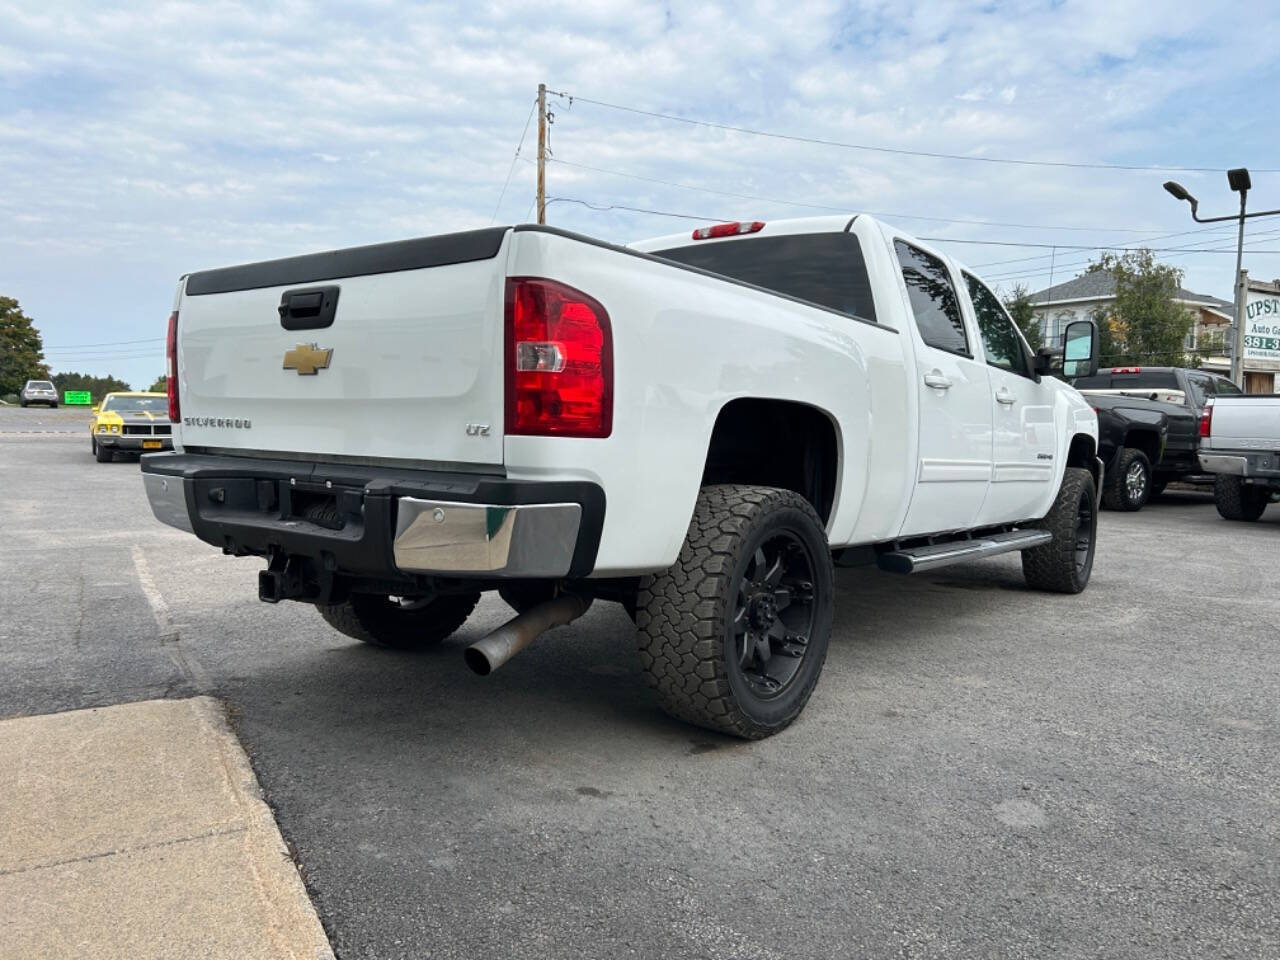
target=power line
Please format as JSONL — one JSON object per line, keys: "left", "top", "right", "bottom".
{"left": 982, "top": 228, "right": 1280, "bottom": 283}
{"left": 43, "top": 336, "right": 163, "bottom": 349}
{"left": 547, "top": 156, "right": 1164, "bottom": 233}
{"left": 920, "top": 235, "right": 1280, "bottom": 253}
{"left": 969, "top": 222, "right": 1245, "bottom": 268}
{"left": 489, "top": 98, "right": 538, "bottom": 225}
{"left": 545, "top": 196, "right": 730, "bottom": 223}
{"left": 552, "top": 90, "right": 1280, "bottom": 174}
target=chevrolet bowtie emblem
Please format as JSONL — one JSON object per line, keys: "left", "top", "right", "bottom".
{"left": 282, "top": 343, "right": 333, "bottom": 375}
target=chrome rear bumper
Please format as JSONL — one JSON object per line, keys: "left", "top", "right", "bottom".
{"left": 143, "top": 472, "right": 193, "bottom": 533}
{"left": 393, "top": 499, "right": 581, "bottom": 577}
{"left": 142, "top": 463, "right": 593, "bottom": 579}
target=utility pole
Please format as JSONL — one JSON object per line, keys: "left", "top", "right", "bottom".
{"left": 536, "top": 83, "right": 547, "bottom": 225}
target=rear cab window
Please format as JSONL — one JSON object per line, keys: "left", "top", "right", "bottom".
{"left": 1073, "top": 371, "right": 1181, "bottom": 391}
{"left": 652, "top": 232, "right": 878, "bottom": 324}
{"left": 894, "top": 240, "right": 969, "bottom": 356}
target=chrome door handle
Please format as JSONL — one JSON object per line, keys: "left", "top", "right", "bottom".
{"left": 995, "top": 388, "right": 1016, "bottom": 405}
{"left": 923, "top": 371, "right": 952, "bottom": 390}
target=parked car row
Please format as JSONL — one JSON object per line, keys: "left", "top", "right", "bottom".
{"left": 1072, "top": 366, "right": 1246, "bottom": 512}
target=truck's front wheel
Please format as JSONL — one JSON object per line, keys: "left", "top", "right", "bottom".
{"left": 1022, "top": 467, "right": 1097, "bottom": 594}
{"left": 635, "top": 485, "right": 833, "bottom": 740}
{"left": 1214, "top": 476, "right": 1269, "bottom": 522}
{"left": 317, "top": 592, "right": 480, "bottom": 650}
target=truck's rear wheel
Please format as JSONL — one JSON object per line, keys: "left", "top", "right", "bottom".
{"left": 317, "top": 592, "right": 480, "bottom": 650}
{"left": 1102, "top": 448, "right": 1150, "bottom": 512}
{"left": 635, "top": 484, "right": 833, "bottom": 740}
{"left": 1022, "top": 467, "right": 1097, "bottom": 594}
{"left": 1214, "top": 476, "right": 1269, "bottom": 522}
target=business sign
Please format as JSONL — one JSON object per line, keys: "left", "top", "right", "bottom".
{"left": 63, "top": 391, "right": 92, "bottom": 405}
{"left": 1244, "top": 281, "right": 1280, "bottom": 361}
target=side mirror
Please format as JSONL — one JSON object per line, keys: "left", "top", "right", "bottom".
{"left": 90, "top": 406, "right": 99, "bottom": 414}
{"left": 1062, "top": 319, "right": 1099, "bottom": 379}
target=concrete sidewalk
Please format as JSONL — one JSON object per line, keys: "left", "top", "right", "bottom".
{"left": 0, "top": 697, "right": 334, "bottom": 960}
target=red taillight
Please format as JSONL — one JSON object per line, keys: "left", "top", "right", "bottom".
{"left": 1112, "top": 366, "right": 1142, "bottom": 375}
{"left": 505, "top": 278, "right": 612, "bottom": 438}
{"left": 691, "top": 220, "right": 765, "bottom": 240}
{"left": 1199, "top": 399, "right": 1213, "bottom": 438}
{"left": 166, "top": 310, "right": 180, "bottom": 423}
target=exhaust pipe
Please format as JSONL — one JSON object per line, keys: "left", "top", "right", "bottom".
{"left": 464, "top": 592, "right": 591, "bottom": 676}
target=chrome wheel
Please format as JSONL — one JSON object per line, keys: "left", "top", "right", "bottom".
{"left": 1125, "top": 460, "right": 1147, "bottom": 503}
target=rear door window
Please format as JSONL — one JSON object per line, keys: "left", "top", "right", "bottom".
{"left": 653, "top": 232, "right": 878, "bottom": 323}
{"left": 895, "top": 240, "right": 969, "bottom": 356}
{"left": 1185, "top": 374, "right": 1211, "bottom": 407}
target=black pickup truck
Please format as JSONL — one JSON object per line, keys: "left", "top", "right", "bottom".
{"left": 1072, "top": 367, "right": 1243, "bottom": 511}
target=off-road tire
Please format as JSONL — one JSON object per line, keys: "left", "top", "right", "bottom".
{"left": 1214, "top": 476, "right": 1268, "bottom": 522}
{"left": 1102, "top": 447, "right": 1151, "bottom": 512}
{"left": 94, "top": 441, "right": 112, "bottom": 462}
{"left": 1022, "top": 467, "right": 1097, "bottom": 594}
{"left": 317, "top": 592, "right": 481, "bottom": 649}
{"left": 635, "top": 484, "right": 834, "bottom": 740}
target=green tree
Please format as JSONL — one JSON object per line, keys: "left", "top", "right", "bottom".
{"left": 51, "top": 371, "right": 132, "bottom": 401}
{"left": 1001, "top": 284, "right": 1043, "bottom": 351}
{"left": 0, "top": 297, "right": 50, "bottom": 395}
{"left": 1087, "top": 250, "right": 1194, "bottom": 367}
{"left": 147, "top": 375, "right": 168, "bottom": 392}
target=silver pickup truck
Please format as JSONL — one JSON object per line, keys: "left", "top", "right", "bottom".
{"left": 1199, "top": 395, "right": 1280, "bottom": 521}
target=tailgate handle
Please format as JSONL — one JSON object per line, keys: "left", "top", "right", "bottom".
{"left": 278, "top": 285, "right": 339, "bottom": 330}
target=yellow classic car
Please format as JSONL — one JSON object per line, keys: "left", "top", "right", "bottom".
{"left": 90, "top": 392, "right": 174, "bottom": 462}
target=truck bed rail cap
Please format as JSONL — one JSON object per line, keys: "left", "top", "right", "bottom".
{"left": 185, "top": 227, "right": 510, "bottom": 296}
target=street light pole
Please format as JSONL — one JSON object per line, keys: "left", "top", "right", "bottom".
{"left": 1163, "top": 169, "right": 1280, "bottom": 389}
{"left": 1231, "top": 187, "right": 1247, "bottom": 387}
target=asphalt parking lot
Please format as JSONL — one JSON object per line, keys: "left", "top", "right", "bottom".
{"left": 2, "top": 410, "right": 1278, "bottom": 960}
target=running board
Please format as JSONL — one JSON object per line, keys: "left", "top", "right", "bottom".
{"left": 877, "top": 529, "right": 1053, "bottom": 574}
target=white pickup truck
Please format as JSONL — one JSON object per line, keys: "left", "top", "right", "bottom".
{"left": 1199, "top": 394, "right": 1280, "bottom": 521}
{"left": 142, "top": 214, "right": 1102, "bottom": 738}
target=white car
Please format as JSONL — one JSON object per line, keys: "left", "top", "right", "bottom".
{"left": 142, "top": 214, "right": 1101, "bottom": 738}
{"left": 20, "top": 379, "right": 58, "bottom": 407}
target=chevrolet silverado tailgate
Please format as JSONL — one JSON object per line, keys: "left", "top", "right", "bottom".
{"left": 1209, "top": 395, "right": 1280, "bottom": 446}
{"left": 175, "top": 228, "right": 510, "bottom": 467}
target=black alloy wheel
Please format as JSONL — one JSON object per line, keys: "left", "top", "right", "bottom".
{"left": 1074, "top": 486, "right": 1095, "bottom": 577}
{"left": 731, "top": 533, "right": 819, "bottom": 700}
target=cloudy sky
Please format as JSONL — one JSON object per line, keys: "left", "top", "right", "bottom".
{"left": 4, "top": 0, "right": 1280, "bottom": 388}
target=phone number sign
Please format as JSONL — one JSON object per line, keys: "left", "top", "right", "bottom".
{"left": 1245, "top": 288, "right": 1280, "bottom": 361}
